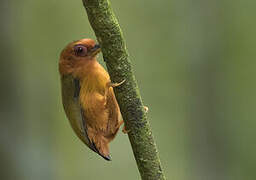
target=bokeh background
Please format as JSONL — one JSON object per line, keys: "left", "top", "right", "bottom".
{"left": 1, "top": 0, "right": 256, "bottom": 179}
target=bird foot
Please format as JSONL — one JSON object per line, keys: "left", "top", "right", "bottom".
{"left": 109, "top": 79, "right": 126, "bottom": 88}
{"left": 122, "top": 125, "right": 130, "bottom": 134}
{"left": 118, "top": 120, "right": 129, "bottom": 134}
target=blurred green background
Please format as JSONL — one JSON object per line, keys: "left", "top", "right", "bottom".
{"left": 1, "top": 0, "right": 256, "bottom": 179}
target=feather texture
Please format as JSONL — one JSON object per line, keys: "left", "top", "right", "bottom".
{"left": 59, "top": 39, "right": 123, "bottom": 160}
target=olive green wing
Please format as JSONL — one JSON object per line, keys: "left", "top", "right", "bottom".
{"left": 60, "top": 75, "right": 98, "bottom": 153}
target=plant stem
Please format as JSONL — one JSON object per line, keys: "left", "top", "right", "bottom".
{"left": 82, "top": 0, "right": 166, "bottom": 179}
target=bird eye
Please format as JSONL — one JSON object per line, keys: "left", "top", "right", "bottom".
{"left": 74, "top": 45, "right": 87, "bottom": 57}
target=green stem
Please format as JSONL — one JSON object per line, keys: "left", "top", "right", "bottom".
{"left": 82, "top": 0, "right": 166, "bottom": 179}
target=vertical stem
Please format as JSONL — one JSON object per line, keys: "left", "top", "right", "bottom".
{"left": 82, "top": 0, "right": 166, "bottom": 179}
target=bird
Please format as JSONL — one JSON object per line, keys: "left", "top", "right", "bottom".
{"left": 59, "top": 38, "right": 125, "bottom": 161}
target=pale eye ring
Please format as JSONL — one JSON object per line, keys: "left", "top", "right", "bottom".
{"left": 74, "top": 44, "right": 87, "bottom": 57}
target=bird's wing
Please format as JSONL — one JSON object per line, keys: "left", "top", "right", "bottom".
{"left": 73, "top": 79, "right": 99, "bottom": 153}
{"left": 74, "top": 78, "right": 111, "bottom": 160}
{"left": 61, "top": 75, "right": 99, "bottom": 154}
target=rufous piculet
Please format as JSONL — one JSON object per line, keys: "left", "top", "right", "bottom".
{"left": 59, "top": 38, "right": 126, "bottom": 161}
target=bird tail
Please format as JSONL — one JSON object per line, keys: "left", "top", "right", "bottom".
{"left": 91, "top": 133, "right": 111, "bottom": 161}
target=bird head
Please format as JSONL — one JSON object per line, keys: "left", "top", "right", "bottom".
{"left": 59, "top": 39, "right": 101, "bottom": 75}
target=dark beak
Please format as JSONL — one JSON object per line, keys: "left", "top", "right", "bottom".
{"left": 90, "top": 44, "right": 101, "bottom": 56}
